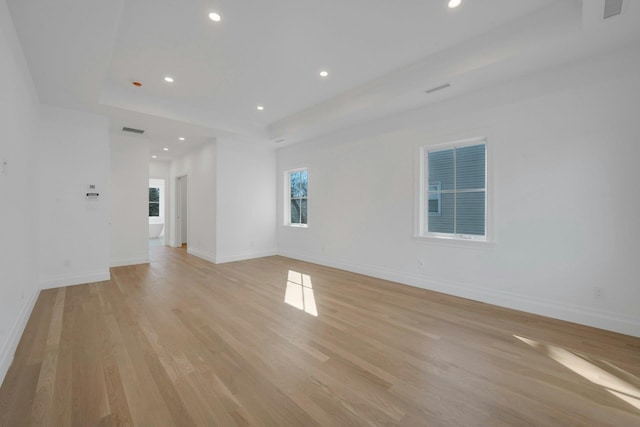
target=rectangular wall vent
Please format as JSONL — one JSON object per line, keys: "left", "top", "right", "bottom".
{"left": 122, "top": 126, "right": 145, "bottom": 134}
{"left": 425, "top": 83, "right": 451, "bottom": 94}
{"left": 604, "top": 0, "right": 623, "bottom": 19}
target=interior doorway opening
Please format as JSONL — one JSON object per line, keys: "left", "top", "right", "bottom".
{"left": 149, "top": 178, "right": 165, "bottom": 247}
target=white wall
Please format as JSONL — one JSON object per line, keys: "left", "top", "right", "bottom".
{"left": 109, "top": 133, "right": 149, "bottom": 267}
{"left": 150, "top": 160, "right": 170, "bottom": 220}
{"left": 150, "top": 159, "right": 170, "bottom": 181}
{"left": 0, "top": 0, "right": 40, "bottom": 385}
{"left": 168, "top": 138, "right": 278, "bottom": 264}
{"left": 38, "top": 105, "right": 110, "bottom": 289}
{"left": 277, "top": 45, "right": 640, "bottom": 337}
{"left": 169, "top": 141, "right": 217, "bottom": 260}
{"left": 215, "top": 138, "right": 277, "bottom": 263}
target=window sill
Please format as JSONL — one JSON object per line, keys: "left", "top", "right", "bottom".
{"left": 412, "top": 235, "right": 496, "bottom": 248}
{"left": 284, "top": 224, "right": 309, "bottom": 229}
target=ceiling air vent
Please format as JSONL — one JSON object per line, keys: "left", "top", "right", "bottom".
{"left": 274, "top": 138, "right": 285, "bottom": 144}
{"left": 425, "top": 83, "right": 451, "bottom": 94}
{"left": 604, "top": 0, "right": 623, "bottom": 19}
{"left": 122, "top": 126, "right": 145, "bottom": 134}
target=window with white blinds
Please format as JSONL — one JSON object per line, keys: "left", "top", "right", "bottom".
{"left": 420, "top": 139, "right": 487, "bottom": 240}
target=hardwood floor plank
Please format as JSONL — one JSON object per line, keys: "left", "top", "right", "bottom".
{"left": 1, "top": 245, "right": 639, "bottom": 426}
{"left": 0, "top": 362, "right": 41, "bottom": 427}
{"left": 102, "top": 279, "right": 180, "bottom": 426}
{"left": 30, "top": 288, "right": 65, "bottom": 425}
{"left": 95, "top": 284, "right": 134, "bottom": 426}
{"left": 51, "top": 288, "right": 74, "bottom": 427}
{"left": 75, "top": 286, "right": 113, "bottom": 426}
{"left": 0, "top": 290, "right": 55, "bottom": 426}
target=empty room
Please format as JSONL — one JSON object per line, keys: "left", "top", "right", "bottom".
{"left": 1, "top": 0, "right": 639, "bottom": 425}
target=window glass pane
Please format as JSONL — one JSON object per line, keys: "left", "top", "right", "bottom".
{"left": 290, "top": 172, "right": 297, "bottom": 197}
{"left": 423, "top": 141, "right": 487, "bottom": 238}
{"left": 427, "top": 182, "right": 441, "bottom": 215}
{"left": 456, "top": 144, "right": 485, "bottom": 191}
{"left": 291, "top": 172, "right": 302, "bottom": 197}
{"left": 290, "top": 199, "right": 301, "bottom": 224}
{"left": 427, "top": 192, "right": 441, "bottom": 215}
{"left": 428, "top": 193, "right": 454, "bottom": 233}
{"left": 300, "top": 198, "right": 307, "bottom": 224}
{"left": 300, "top": 170, "right": 308, "bottom": 197}
{"left": 428, "top": 149, "right": 454, "bottom": 191}
{"left": 149, "top": 203, "right": 159, "bottom": 217}
{"left": 456, "top": 191, "right": 485, "bottom": 235}
{"left": 149, "top": 188, "right": 160, "bottom": 202}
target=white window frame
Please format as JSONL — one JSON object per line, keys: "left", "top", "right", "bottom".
{"left": 284, "top": 168, "right": 308, "bottom": 227}
{"left": 416, "top": 136, "right": 492, "bottom": 244}
{"left": 149, "top": 187, "right": 161, "bottom": 217}
{"left": 149, "top": 178, "right": 165, "bottom": 219}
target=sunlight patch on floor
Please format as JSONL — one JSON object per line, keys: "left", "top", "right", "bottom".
{"left": 284, "top": 270, "right": 318, "bottom": 317}
{"left": 514, "top": 335, "right": 640, "bottom": 411}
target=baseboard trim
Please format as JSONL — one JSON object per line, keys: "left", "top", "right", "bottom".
{"left": 0, "top": 288, "right": 39, "bottom": 387}
{"left": 187, "top": 247, "right": 217, "bottom": 264}
{"left": 110, "top": 257, "right": 150, "bottom": 268}
{"left": 40, "top": 270, "right": 111, "bottom": 290}
{"left": 278, "top": 250, "right": 640, "bottom": 338}
{"left": 215, "top": 248, "right": 278, "bottom": 264}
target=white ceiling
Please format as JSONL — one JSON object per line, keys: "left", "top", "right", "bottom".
{"left": 6, "top": 0, "right": 640, "bottom": 159}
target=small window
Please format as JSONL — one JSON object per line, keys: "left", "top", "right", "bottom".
{"left": 419, "top": 139, "right": 487, "bottom": 240}
{"left": 149, "top": 187, "right": 160, "bottom": 217}
{"left": 286, "top": 169, "right": 308, "bottom": 226}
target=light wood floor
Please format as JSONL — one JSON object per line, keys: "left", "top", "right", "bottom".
{"left": 1, "top": 246, "right": 639, "bottom": 426}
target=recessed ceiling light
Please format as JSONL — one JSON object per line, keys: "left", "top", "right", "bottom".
{"left": 163, "top": 148, "right": 169, "bottom": 151}
{"left": 319, "top": 70, "right": 329, "bottom": 78}
{"left": 209, "top": 12, "right": 222, "bottom": 22}
{"left": 152, "top": 155, "right": 157, "bottom": 158}
{"left": 179, "top": 137, "right": 185, "bottom": 141}
{"left": 448, "top": 0, "right": 462, "bottom": 8}
{"left": 164, "top": 76, "right": 174, "bottom": 83}
{"left": 257, "top": 105, "right": 264, "bottom": 111}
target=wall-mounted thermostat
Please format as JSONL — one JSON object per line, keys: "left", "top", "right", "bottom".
{"left": 86, "top": 184, "right": 99, "bottom": 199}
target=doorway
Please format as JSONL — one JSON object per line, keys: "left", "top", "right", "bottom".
{"left": 176, "top": 175, "right": 188, "bottom": 248}
{"left": 149, "top": 178, "right": 166, "bottom": 247}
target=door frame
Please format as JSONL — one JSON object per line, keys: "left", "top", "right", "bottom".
{"left": 175, "top": 174, "right": 188, "bottom": 247}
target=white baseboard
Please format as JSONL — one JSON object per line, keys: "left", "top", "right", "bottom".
{"left": 40, "top": 270, "right": 111, "bottom": 290}
{"left": 187, "top": 247, "right": 217, "bottom": 264}
{"left": 187, "top": 247, "right": 278, "bottom": 265}
{"left": 110, "top": 256, "right": 150, "bottom": 268}
{"left": 278, "top": 250, "right": 640, "bottom": 338}
{"left": 0, "top": 288, "right": 39, "bottom": 387}
{"left": 215, "top": 248, "right": 278, "bottom": 264}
